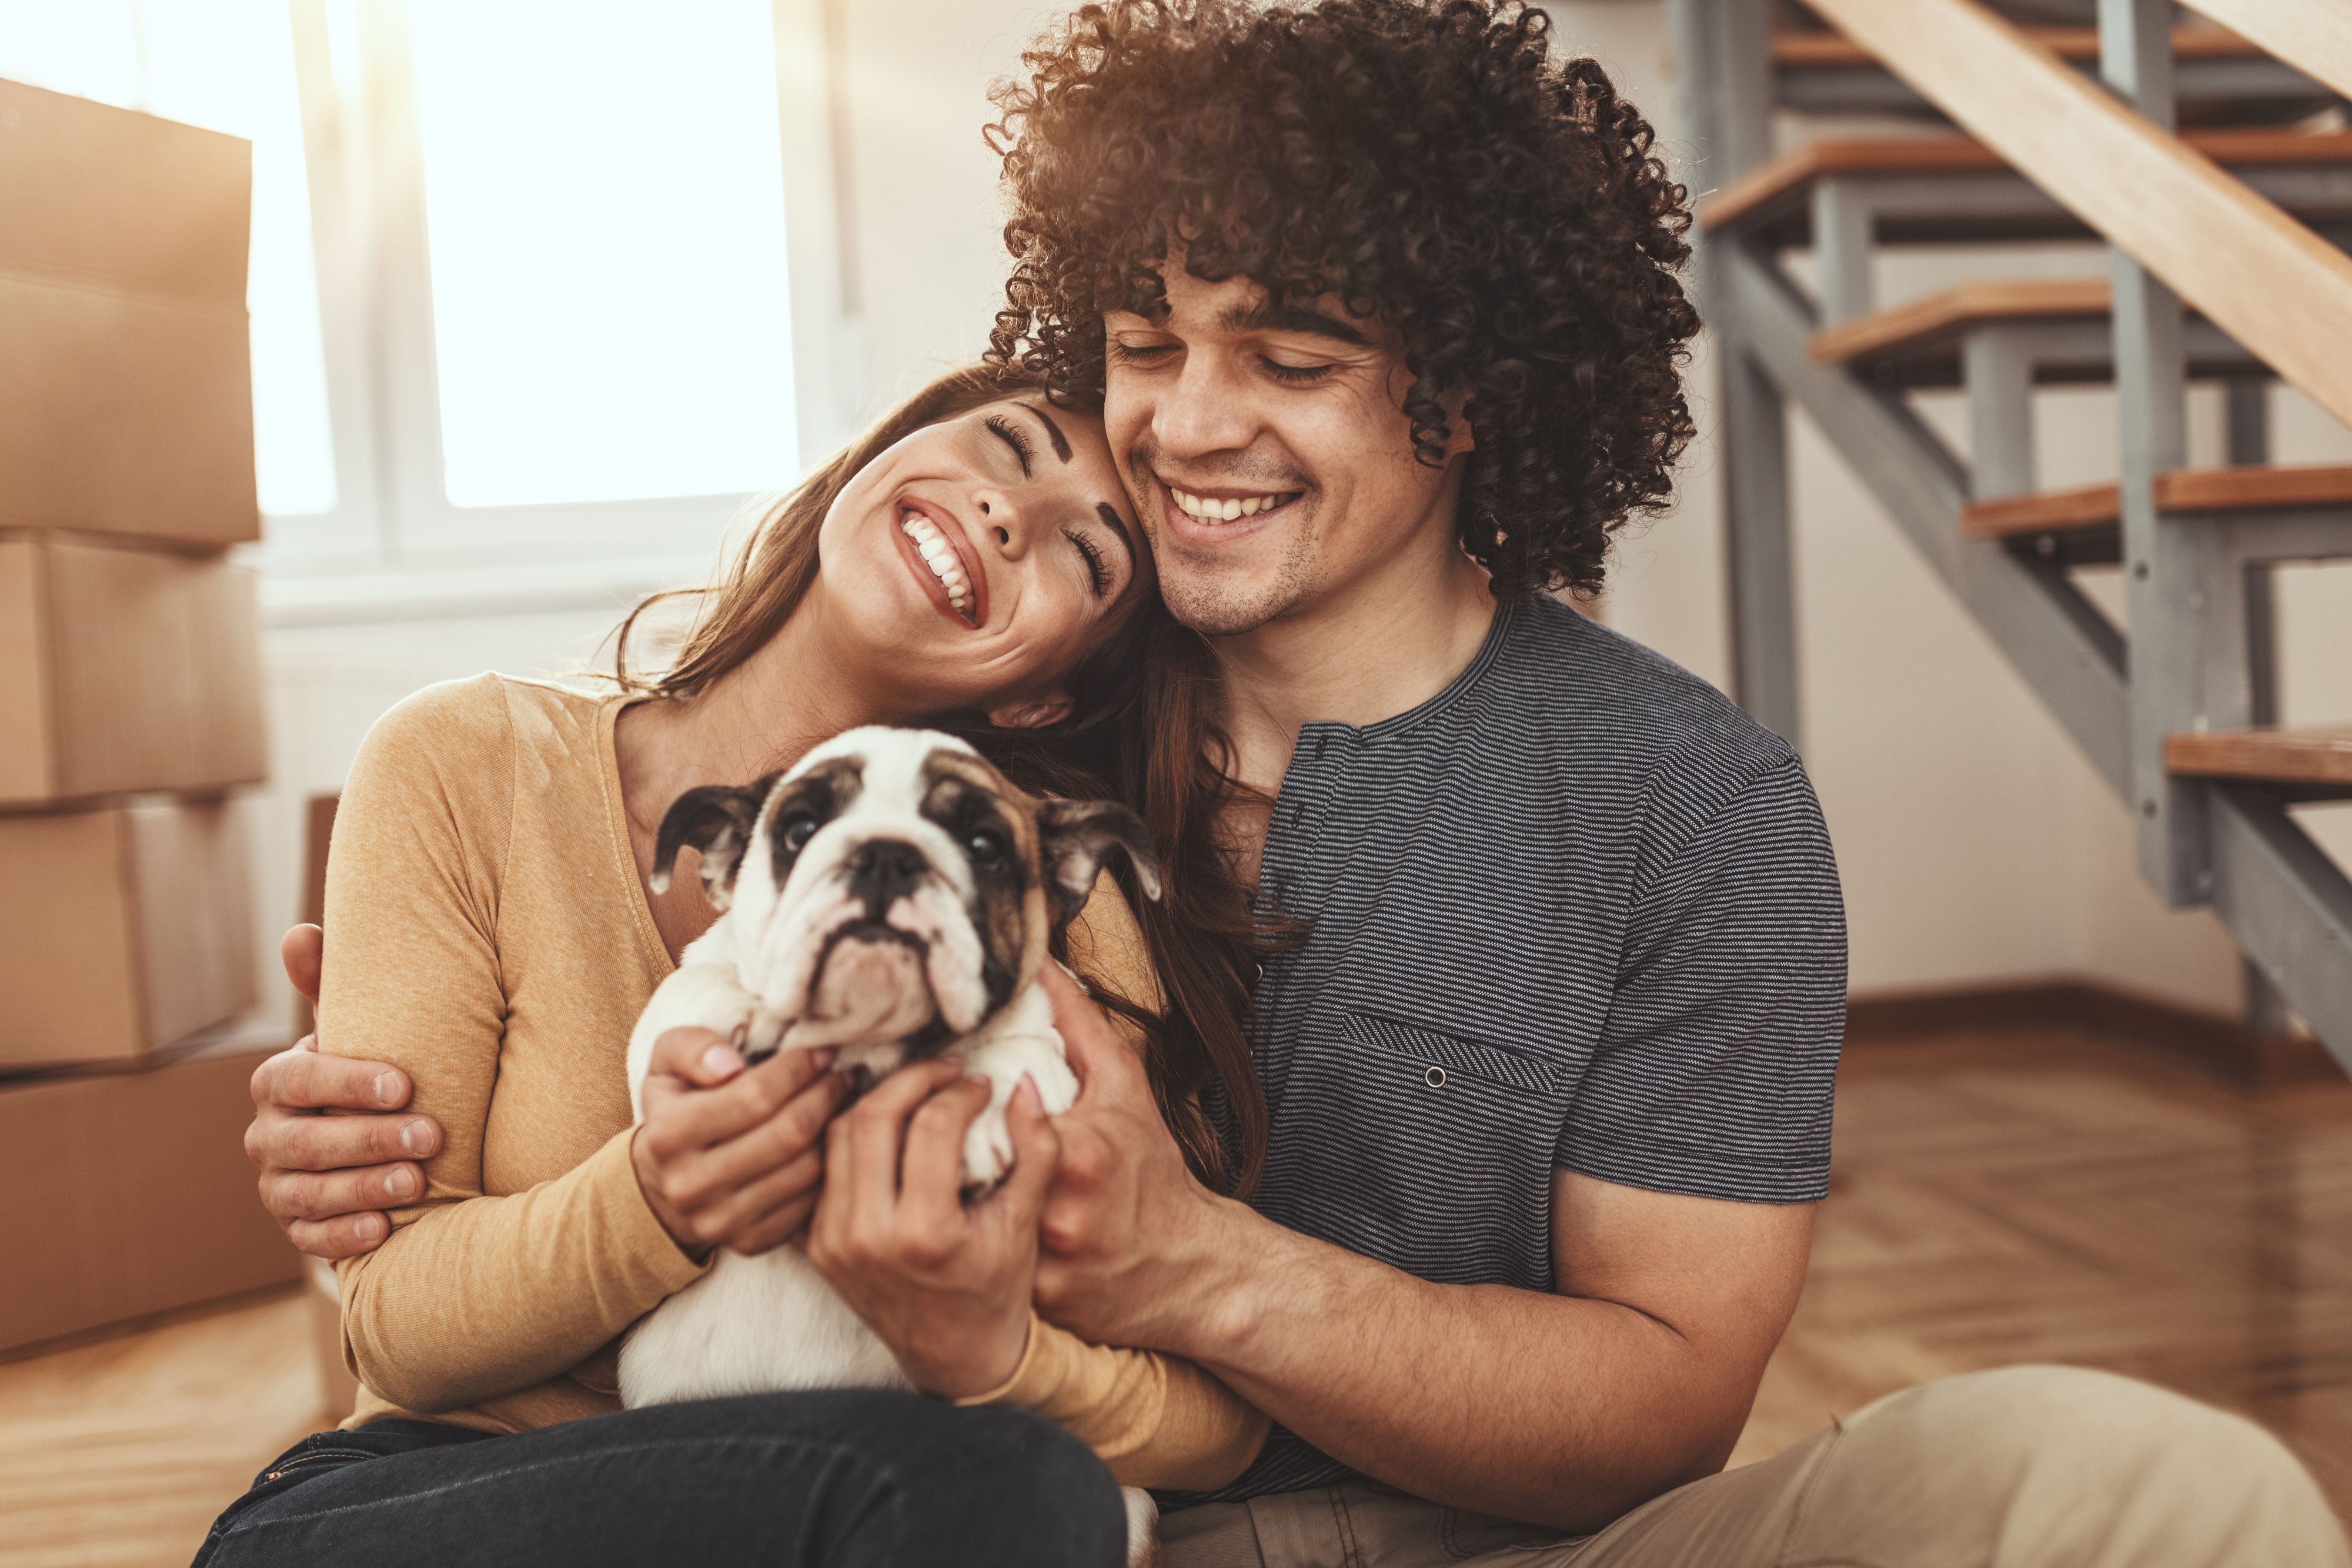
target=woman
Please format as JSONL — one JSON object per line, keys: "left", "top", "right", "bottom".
{"left": 194, "top": 367, "right": 1265, "bottom": 1568}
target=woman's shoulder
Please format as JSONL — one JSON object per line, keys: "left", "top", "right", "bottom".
{"left": 350, "top": 673, "right": 616, "bottom": 815}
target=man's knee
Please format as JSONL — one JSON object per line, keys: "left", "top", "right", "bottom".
{"left": 1822, "top": 1366, "right": 2346, "bottom": 1566}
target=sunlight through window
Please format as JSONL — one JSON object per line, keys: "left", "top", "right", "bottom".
{"left": 410, "top": 2, "right": 800, "bottom": 508}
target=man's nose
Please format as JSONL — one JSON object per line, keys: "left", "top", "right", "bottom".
{"left": 1154, "top": 353, "right": 1258, "bottom": 458}
{"left": 846, "top": 838, "right": 928, "bottom": 914}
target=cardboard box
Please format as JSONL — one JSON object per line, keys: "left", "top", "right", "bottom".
{"left": 0, "top": 533, "right": 267, "bottom": 808}
{"left": 0, "top": 1048, "right": 300, "bottom": 1353}
{"left": 0, "top": 78, "right": 258, "bottom": 546}
{"left": 0, "top": 275, "right": 259, "bottom": 544}
{"left": 0, "top": 797, "right": 256, "bottom": 1072}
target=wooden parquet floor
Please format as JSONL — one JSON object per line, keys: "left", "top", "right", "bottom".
{"left": 1730, "top": 1026, "right": 2352, "bottom": 1519}
{"left": 2, "top": 1023, "right": 2347, "bottom": 1566}
{"left": 0, "top": 1288, "right": 322, "bottom": 1568}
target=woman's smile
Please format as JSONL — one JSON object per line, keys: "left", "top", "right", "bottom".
{"left": 890, "top": 495, "right": 990, "bottom": 629}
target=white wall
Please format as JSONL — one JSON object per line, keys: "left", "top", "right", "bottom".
{"left": 235, "top": 0, "right": 2352, "bottom": 1044}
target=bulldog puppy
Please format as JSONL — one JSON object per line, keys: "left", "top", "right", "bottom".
{"left": 617, "top": 726, "right": 1163, "bottom": 1562}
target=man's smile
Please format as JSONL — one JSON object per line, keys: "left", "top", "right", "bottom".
{"left": 1148, "top": 470, "right": 1308, "bottom": 547}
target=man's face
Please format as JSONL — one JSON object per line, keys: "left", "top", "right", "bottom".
{"left": 1101, "top": 260, "right": 1466, "bottom": 637}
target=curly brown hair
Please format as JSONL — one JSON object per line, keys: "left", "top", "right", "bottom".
{"left": 985, "top": 0, "right": 1700, "bottom": 599}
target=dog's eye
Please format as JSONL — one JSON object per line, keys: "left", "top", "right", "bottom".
{"left": 967, "top": 828, "right": 1008, "bottom": 869}
{"left": 779, "top": 815, "right": 819, "bottom": 852}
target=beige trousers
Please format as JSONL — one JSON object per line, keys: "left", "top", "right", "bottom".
{"left": 1160, "top": 1366, "right": 2350, "bottom": 1568}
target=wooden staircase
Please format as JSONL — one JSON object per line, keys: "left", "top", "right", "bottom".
{"left": 1669, "top": 0, "right": 2352, "bottom": 1062}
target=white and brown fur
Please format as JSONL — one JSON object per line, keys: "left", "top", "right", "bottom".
{"left": 617, "top": 726, "right": 1163, "bottom": 1560}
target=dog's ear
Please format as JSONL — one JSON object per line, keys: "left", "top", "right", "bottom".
{"left": 1037, "top": 798, "right": 1163, "bottom": 929}
{"left": 650, "top": 775, "right": 776, "bottom": 911}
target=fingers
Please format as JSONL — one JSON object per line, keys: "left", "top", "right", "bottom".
{"left": 285, "top": 1211, "right": 391, "bottom": 1261}
{"left": 637, "top": 1045, "right": 839, "bottom": 1163}
{"left": 666, "top": 1072, "right": 847, "bottom": 1212}
{"left": 645, "top": 1026, "right": 747, "bottom": 1089}
{"left": 262, "top": 1161, "right": 425, "bottom": 1223}
{"left": 843, "top": 1058, "right": 968, "bottom": 1225}
{"left": 256, "top": 1047, "right": 413, "bottom": 1114}
{"left": 678, "top": 1148, "right": 824, "bottom": 1251}
{"left": 252, "top": 1104, "right": 440, "bottom": 1173}
{"left": 725, "top": 1190, "right": 821, "bottom": 1257}
{"left": 280, "top": 924, "right": 324, "bottom": 1003}
{"left": 993, "top": 1076, "right": 1061, "bottom": 1225}
{"left": 1040, "top": 966, "right": 1142, "bottom": 1105}
{"left": 900, "top": 1076, "right": 994, "bottom": 1222}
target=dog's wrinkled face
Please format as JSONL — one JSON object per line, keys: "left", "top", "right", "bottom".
{"left": 650, "top": 727, "right": 1159, "bottom": 1056}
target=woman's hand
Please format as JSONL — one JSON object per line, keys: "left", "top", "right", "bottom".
{"left": 805, "top": 1058, "right": 1058, "bottom": 1399}
{"left": 630, "top": 1027, "right": 849, "bottom": 1259}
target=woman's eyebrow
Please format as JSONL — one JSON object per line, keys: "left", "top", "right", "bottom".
{"left": 1019, "top": 402, "right": 1073, "bottom": 463}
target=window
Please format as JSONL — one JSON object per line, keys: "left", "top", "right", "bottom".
{"left": 0, "top": 1, "right": 856, "bottom": 614}
{"left": 411, "top": 1, "right": 800, "bottom": 508}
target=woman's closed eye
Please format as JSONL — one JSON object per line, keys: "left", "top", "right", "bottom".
{"left": 1066, "top": 528, "right": 1110, "bottom": 599}
{"left": 984, "top": 413, "right": 1034, "bottom": 477}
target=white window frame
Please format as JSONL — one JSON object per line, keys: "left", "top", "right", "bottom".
{"left": 257, "top": 0, "right": 865, "bottom": 626}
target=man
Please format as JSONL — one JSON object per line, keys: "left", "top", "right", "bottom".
{"left": 250, "top": 2, "right": 2346, "bottom": 1563}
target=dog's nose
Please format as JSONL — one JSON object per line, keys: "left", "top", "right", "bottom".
{"left": 846, "top": 838, "right": 928, "bottom": 912}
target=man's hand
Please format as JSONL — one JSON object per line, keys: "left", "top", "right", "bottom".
{"left": 631, "top": 1028, "right": 848, "bottom": 1258}
{"left": 805, "top": 1059, "right": 1058, "bottom": 1398}
{"left": 1030, "top": 964, "right": 1241, "bottom": 1355}
{"left": 247, "top": 924, "right": 446, "bottom": 1259}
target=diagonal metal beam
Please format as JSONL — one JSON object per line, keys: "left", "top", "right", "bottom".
{"left": 1726, "top": 245, "right": 2132, "bottom": 795}
{"left": 2211, "top": 787, "right": 2352, "bottom": 1063}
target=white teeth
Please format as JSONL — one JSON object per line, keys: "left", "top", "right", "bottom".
{"left": 899, "top": 511, "right": 973, "bottom": 614}
{"left": 1171, "top": 487, "right": 1292, "bottom": 521}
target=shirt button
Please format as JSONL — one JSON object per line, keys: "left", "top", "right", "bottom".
{"left": 1424, "top": 1065, "right": 1448, "bottom": 1088}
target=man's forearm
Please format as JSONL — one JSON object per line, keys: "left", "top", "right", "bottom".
{"left": 1160, "top": 1203, "right": 1748, "bottom": 1532}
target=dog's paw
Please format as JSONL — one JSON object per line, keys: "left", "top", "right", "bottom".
{"left": 737, "top": 1009, "right": 787, "bottom": 1064}
{"left": 958, "top": 1102, "right": 1016, "bottom": 1198}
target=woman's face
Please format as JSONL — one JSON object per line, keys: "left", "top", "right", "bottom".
{"left": 815, "top": 397, "right": 1149, "bottom": 720}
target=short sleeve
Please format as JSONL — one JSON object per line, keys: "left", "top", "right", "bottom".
{"left": 1556, "top": 754, "right": 1846, "bottom": 1203}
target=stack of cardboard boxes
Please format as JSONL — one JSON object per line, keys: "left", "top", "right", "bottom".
{"left": 0, "top": 81, "right": 302, "bottom": 1352}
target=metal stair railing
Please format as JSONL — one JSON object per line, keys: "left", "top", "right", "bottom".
{"left": 1669, "top": 0, "right": 2352, "bottom": 1062}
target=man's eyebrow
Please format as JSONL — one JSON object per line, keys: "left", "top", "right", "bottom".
{"left": 1020, "top": 402, "right": 1073, "bottom": 463}
{"left": 1094, "top": 502, "right": 1138, "bottom": 576}
{"left": 1216, "top": 299, "right": 1374, "bottom": 347}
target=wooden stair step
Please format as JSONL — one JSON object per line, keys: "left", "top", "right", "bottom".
{"left": 1773, "top": 25, "right": 2265, "bottom": 69}
{"left": 1700, "top": 129, "right": 2352, "bottom": 232}
{"left": 1810, "top": 279, "right": 2113, "bottom": 367}
{"left": 2167, "top": 729, "right": 2352, "bottom": 788}
{"left": 1960, "top": 464, "right": 2352, "bottom": 540}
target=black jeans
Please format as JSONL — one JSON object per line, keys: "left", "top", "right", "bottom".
{"left": 191, "top": 1389, "right": 1126, "bottom": 1568}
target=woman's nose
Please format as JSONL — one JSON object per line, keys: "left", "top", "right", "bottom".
{"left": 974, "top": 487, "right": 1027, "bottom": 557}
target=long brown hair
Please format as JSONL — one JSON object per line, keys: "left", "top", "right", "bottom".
{"left": 604, "top": 363, "right": 1271, "bottom": 1193}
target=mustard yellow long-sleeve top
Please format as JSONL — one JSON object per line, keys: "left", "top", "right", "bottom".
{"left": 318, "top": 673, "right": 1265, "bottom": 1490}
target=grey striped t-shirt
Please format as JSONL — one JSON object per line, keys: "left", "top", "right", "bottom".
{"left": 1178, "top": 591, "right": 1846, "bottom": 1506}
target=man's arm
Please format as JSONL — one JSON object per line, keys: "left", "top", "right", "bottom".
{"left": 246, "top": 924, "right": 444, "bottom": 1259}
{"left": 1030, "top": 967, "right": 1812, "bottom": 1532}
